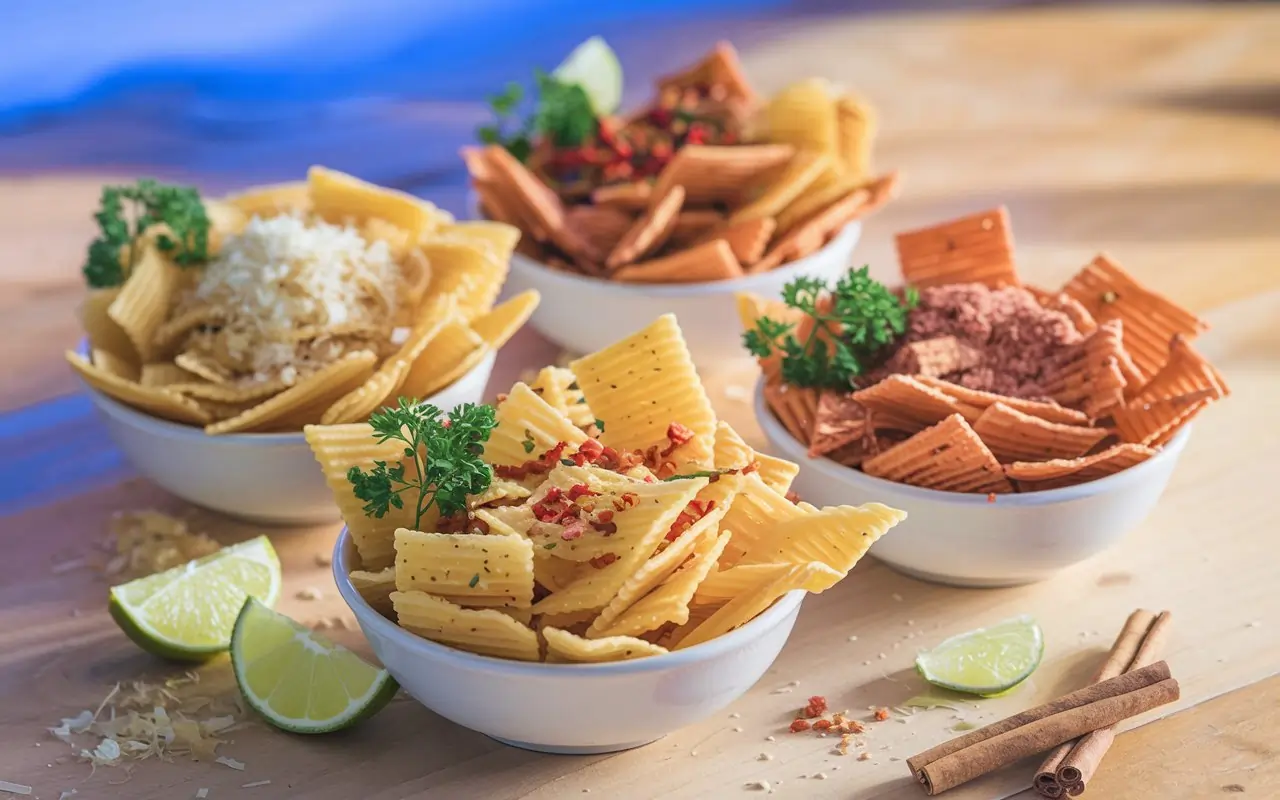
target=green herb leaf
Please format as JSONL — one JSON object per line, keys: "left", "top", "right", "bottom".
{"left": 543, "top": 543, "right": 558, "bottom": 551}
{"left": 521, "top": 429, "right": 536, "bottom": 454}
{"left": 662, "top": 469, "right": 732, "bottom": 482}
{"left": 533, "top": 70, "right": 597, "bottom": 148}
{"left": 469, "top": 573, "right": 481, "bottom": 588}
{"left": 743, "top": 266, "right": 915, "bottom": 390}
{"left": 83, "top": 179, "right": 211, "bottom": 288}
{"left": 593, "top": 418, "right": 606, "bottom": 433}
{"left": 347, "top": 398, "right": 498, "bottom": 530}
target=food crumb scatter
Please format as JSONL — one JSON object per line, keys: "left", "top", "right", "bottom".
{"left": 765, "top": 735, "right": 776, "bottom": 742}
{"left": 729, "top": 712, "right": 741, "bottom": 719}
{"left": 858, "top": 752, "right": 872, "bottom": 761}
{"left": 812, "top": 773, "right": 828, "bottom": 780}
{"left": 313, "top": 552, "right": 332, "bottom": 567}
{"left": 745, "top": 780, "right": 772, "bottom": 792}
{"left": 847, "top": 635, "right": 858, "bottom": 642}
{"left": 241, "top": 781, "right": 271, "bottom": 789}
{"left": 216, "top": 756, "right": 246, "bottom": 771}
{"left": 734, "top": 727, "right": 744, "bottom": 733}
{"left": 0, "top": 780, "right": 33, "bottom": 796}
{"left": 1247, "top": 621, "right": 1261, "bottom": 628}
{"left": 296, "top": 587, "right": 324, "bottom": 601}
{"left": 758, "top": 753, "right": 773, "bottom": 761}
{"left": 195, "top": 790, "right": 209, "bottom": 799}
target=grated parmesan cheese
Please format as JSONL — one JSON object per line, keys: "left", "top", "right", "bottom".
{"left": 216, "top": 756, "right": 246, "bottom": 771}
{"left": 0, "top": 781, "right": 32, "bottom": 796}
{"left": 193, "top": 214, "right": 399, "bottom": 381}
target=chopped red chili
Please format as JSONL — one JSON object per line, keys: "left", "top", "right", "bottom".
{"left": 785, "top": 490, "right": 801, "bottom": 504}
{"left": 873, "top": 707, "right": 891, "bottom": 722}
{"left": 803, "top": 695, "right": 829, "bottom": 719}
{"left": 742, "top": 460, "right": 760, "bottom": 474}
{"left": 493, "top": 441, "right": 570, "bottom": 479}
{"left": 594, "top": 509, "right": 614, "bottom": 523}
{"left": 589, "top": 553, "right": 618, "bottom": 569}
{"left": 789, "top": 719, "right": 811, "bottom": 733}
{"left": 567, "top": 483, "right": 597, "bottom": 501}
{"left": 560, "top": 520, "right": 585, "bottom": 541}
{"left": 660, "top": 421, "right": 696, "bottom": 458}
{"left": 812, "top": 719, "right": 833, "bottom": 731}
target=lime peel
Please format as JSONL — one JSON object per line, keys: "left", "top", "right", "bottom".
{"left": 553, "top": 36, "right": 623, "bottom": 116}
{"left": 915, "top": 615, "right": 1044, "bottom": 696}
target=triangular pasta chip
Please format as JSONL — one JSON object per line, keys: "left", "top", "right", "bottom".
{"left": 693, "top": 563, "right": 792, "bottom": 605}
{"left": 570, "top": 314, "right": 716, "bottom": 470}
{"left": 349, "top": 566, "right": 396, "bottom": 616}
{"left": 392, "top": 591, "right": 539, "bottom": 661}
{"left": 530, "top": 477, "right": 708, "bottom": 615}
{"left": 483, "top": 382, "right": 589, "bottom": 467}
{"left": 673, "top": 562, "right": 843, "bottom": 650}
{"left": 734, "top": 504, "right": 905, "bottom": 572}
{"left": 716, "top": 474, "right": 808, "bottom": 567}
{"left": 394, "top": 529, "right": 535, "bottom": 609}
{"left": 418, "top": 241, "right": 508, "bottom": 320}
{"left": 433, "top": 220, "right": 521, "bottom": 264}
{"left": 467, "top": 478, "right": 532, "bottom": 509}
{"left": 542, "top": 626, "right": 668, "bottom": 663}
{"left": 308, "top": 166, "right": 444, "bottom": 239}
{"left": 712, "top": 421, "right": 800, "bottom": 494}
{"left": 529, "top": 366, "right": 594, "bottom": 427}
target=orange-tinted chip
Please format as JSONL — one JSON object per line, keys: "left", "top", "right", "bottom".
{"left": 591, "top": 181, "right": 652, "bottom": 211}
{"left": 896, "top": 206, "right": 1019, "bottom": 289}
{"left": 669, "top": 209, "right": 727, "bottom": 246}
{"left": 852, "top": 374, "right": 971, "bottom": 433}
{"left": 655, "top": 41, "right": 757, "bottom": 106}
{"left": 762, "top": 383, "right": 822, "bottom": 446}
{"left": 972, "top": 402, "right": 1109, "bottom": 463}
{"left": 483, "top": 145, "right": 601, "bottom": 267}
{"left": 710, "top": 217, "right": 776, "bottom": 266}
{"left": 1111, "top": 390, "right": 1214, "bottom": 447}
{"left": 606, "top": 185, "right": 685, "bottom": 268}
{"left": 862, "top": 413, "right": 1012, "bottom": 493}
{"left": 612, "top": 238, "right": 742, "bottom": 284}
{"left": 1042, "top": 320, "right": 1129, "bottom": 417}
{"left": 1031, "top": 289, "right": 1098, "bottom": 335}
{"left": 914, "top": 376, "right": 1090, "bottom": 426}
{"left": 565, "top": 204, "right": 635, "bottom": 257}
{"left": 651, "top": 145, "right": 795, "bottom": 207}
{"left": 730, "top": 151, "right": 832, "bottom": 226}
{"left": 1060, "top": 254, "right": 1209, "bottom": 379}
{"left": 752, "top": 185, "right": 870, "bottom": 272}
{"left": 1006, "top": 443, "right": 1158, "bottom": 491}
{"left": 1134, "top": 335, "right": 1229, "bottom": 405}
{"left": 808, "top": 391, "right": 869, "bottom": 458}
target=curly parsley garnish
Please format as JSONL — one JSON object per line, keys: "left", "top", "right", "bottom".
{"left": 477, "top": 71, "right": 597, "bottom": 161}
{"left": 743, "top": 267, "right": 917, "bottom": 390}
{"left": 83, "top": 179, "right": 211, "bottom": 288}
{"left": 347, "top": 399, "right": 497, "bottom": 530}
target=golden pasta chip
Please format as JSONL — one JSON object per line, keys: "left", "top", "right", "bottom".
{"left": 418, "top": 240, "right": 508, "bottom": 321}
{"left": 735, "top": 503, "right": 905, "bottom": 572}
{"left": 469, "top": 290, "right": 541, "bottom": 350}
{"left": 394, "top": 529, "right": 535, "bottom": 609}
{"left": 542, "top": 626, "right": 668, "bottom": 663}
{"left": 67, "top": 351, "right": 210, "bottom": 425}
{"left": 483, "top": 382, "right": 589, "bottom": 467}
{"left": 206, "top": 351, "right": 377, "bottom": 434}
{"left": 392, "top": 590, "right": 540, "bottom": 661}
{"left": 221, "top": 181, "right": 310, "bottom": 217}
{"left": 397, "top": 321, "right": 485, "bottom": 400}
{"left": 308, "top": 166, "right": 442, "bottom": 239}
{"left": 674, "top": 561, "right": 843, "bottom": 650}
{"left": 108, "top": 244, "right": 181, "bottom": 362}
{"left": 349, "top": 566, "right": 397, "bottom": 617}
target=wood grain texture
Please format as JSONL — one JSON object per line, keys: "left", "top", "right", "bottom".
{"left": 1, "top": 4, "right": 1279, "bottom": 799}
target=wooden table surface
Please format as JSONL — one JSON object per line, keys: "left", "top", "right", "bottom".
{"left": 2, "top": 3, "right": 1279, "bottom": 798}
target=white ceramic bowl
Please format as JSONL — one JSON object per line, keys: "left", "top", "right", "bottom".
{"left": 77, "top": 344, "right": 496, "bottom": 525}
{"left": 505, "top": 221, "right": 862, "bottom": 368}
{"left": 332, "top": 529, "right": 805, "bottom": 754}
{"left": 755, "top": 384, "right": 1191, "bottom": 588}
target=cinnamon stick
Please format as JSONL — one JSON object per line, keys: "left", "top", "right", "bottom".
{"left": 1054, "top": 611, "right": 1173, "bottom": 793}
{"left": 1033, "top": 609, "right": 1160, "bottom": 793}
{"left": 907, "top": 661, "right": 1179, "bottom": 795}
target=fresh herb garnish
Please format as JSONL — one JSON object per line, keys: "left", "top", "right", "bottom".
{"left": 593, "top": 418, "right": 606, "bottom": 433}
{"left": 477, "top": 70, "right": 598, "bottom": 161}
{"left": 347, "top": 399, "right": 497, "bottom": 530}
{"left": 83, "top": 179, "right": 211, "bottom": 288}
{"left": 469, "top": 574, "right": 481, "bottom": 588}
{"left": 663, "top": 469, "right": 733, "bottom": 482}
{"left": 543, "top": 543, "right": 558, "bottom": 551}
{"left": 560, "top": 458, "right": 577, "bottom": 467}
{"left": 521, "top": 429, "right": 537, "bottom": 454}
{"left": 743, "top": 267, "right": 917, "bottom": 390}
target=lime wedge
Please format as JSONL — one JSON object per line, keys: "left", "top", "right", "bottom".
{"left": 915, "top": 615, "right": 1044, "bottom": 696}
{"left": 553, "top": 36, "right": 623, "bottom": 115}
{"left": 109, "top": 536, "right": 281, "bottom": 661}
{"left": 231, "top": 598, "right": 398, "bottom": 734}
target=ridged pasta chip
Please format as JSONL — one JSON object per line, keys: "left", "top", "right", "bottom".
{"left": 308, "top": 166, "right": 443, "bottom": 239}
{"left": 469, "top": 290, "right": 540, "bottom": 350}
{"left": 543, "top": 626, "right": 668, "bottom": 663}
{"left": 734, "top": 503, "right": 905, "bottom": 573}
{"left": 483, "top": 382, "right": 588, "bottom": 467}
{"left": 674, "top": 562, "right": 843, "bottom": 650}
{"left": 392, "top": 591, "right": 539, "bottom": 661}
{"left": 108, "top": 244, "right": 181, "bottom": 362}
{"left": 205, "top": 351, "right": 377, "bottom": 434}
{"left": 394, "top": 529, "right": 535, "bottom": 609}
{"left": 349, "top": 566, "right": 396, "bottom": 617}
{"left": 66, "top": 351, "right": 210, "bottom": 425}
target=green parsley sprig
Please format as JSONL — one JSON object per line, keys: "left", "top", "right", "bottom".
{"left": 477, "top": 70, "right": 598, "bottom": 161}
{"left": 743, "top": 267, "right": 918, "bottom": 391}
{"left": 83, "top": 179, "right": 211, "bottom": 289}
{"left": 346, "top": 399, "right": 497, "bottom": 530}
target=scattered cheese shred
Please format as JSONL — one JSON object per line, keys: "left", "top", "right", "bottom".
{"left": 0, "top": 781, "right": 33, "bottom": 796}
{"left": 216, "top": 757, "right": 246, "bottom": 771}
{"left": 241, "top": 781, "right": 272, "bottom": 789}
{"left": 195, "top": 790, "right": 209, "bottom": 799}
{"left": 104, "top": 510, "right": 220, "bottom": 579}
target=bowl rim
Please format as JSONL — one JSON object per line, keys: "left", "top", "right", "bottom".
{"left": 507, "top": 220, "right": 862, "bottom": 298}
{"left": 753, "top": 379, "right": 1192, "bottom": 506}
{"left": 331, "top": 526, "right": 805, "bottom": 676}
{"left": 74, "top": 339, "right": 498, "bottom": 445}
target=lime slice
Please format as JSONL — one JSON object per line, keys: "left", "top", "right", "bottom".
{"left": 231, "top": 598, "right": 398, "bottom": 734}
{"left": 553, "top": 36, "right": 623, "bottom": 116}
{"left": 915, "top": 615, "right": 1044, "bottom": 696}
{"left": 109, "top": 536, "right": 281, "bottom": 661}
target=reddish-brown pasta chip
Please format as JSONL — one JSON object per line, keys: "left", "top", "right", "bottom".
{"left": 914, "top": 376, "right": 1090, "bottom": 426}
{"left": 1042, "top": 320, "right": 1130, "bottom": 418}
{"left": 606, "top": 185, "right": 685, "bottom": 269}
{"left": 763, "top": 383, "right": 822, "bottom": 446}
{"left": 1006, "top": 444, "right": 1158, "bottom": 490}
{"left": 896, "top": 206, "right": 1019, "bottom": 289}
{"left": 971, "top": 402, "right": 1110, "bottom": 463}
{"left": 1111, "top": 390, "right": 1215, "bottom": 447}
{"left": 808, "top": 391, "right": 870, "bottom": 458}
{"left": 852, "top": 374, "right": 972, "bottom": 433}
{"left": 612, "top": 238, "right": 742, "bottom": 283}
{"left": 862, "top": 414, "right": 1012, "bottom": 494}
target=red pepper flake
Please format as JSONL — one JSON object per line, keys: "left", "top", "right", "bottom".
{"left": 589, "top": 553, "right": 618, "bottom": 569}
{"left": 785, "top": 490, "right": 801, "bottom": 505}
{"left": 788, "top": 719, "right": 811, "bottom": 733}
{"left": 578, "top": 438, "right": 604, "bottom": 459}
{"left": 802, "top": 695, "right": 828, "bottom": 719}
{"left": 742, "top": 461, "right": 760, "bottom": 474}
{"left": 847, "top": 719, "right": 866, "bottom": 734}
{"left": 613, "top": 492, "right": 639, "bottom": 512}
{"left": 567, "top": 483, "right": 597, "bottom": 501}
{"left": 594, "top": 509, "right": 614, "bottom": 523}
{"left": 589, "top": 520, "right": 618, "bottom": 535}
{"left": 493, "top": 441, "right": 570, "bottom": 479}
{"left": 660, "top": 422, "right": 696, "bottom": 457}
{"left": 560, "top": 521, "right": 585, "bottom": 541}
{"left": 811, "top": 719, "right": 833, "bottom": 731}
{"left": 873, "top": 707, "right": 891, "bottom": 722}
{"left": 987, "top": 492, "right": 997, "bottom": 504}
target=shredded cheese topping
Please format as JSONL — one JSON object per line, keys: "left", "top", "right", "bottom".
{"left": 193, "top": 214, "right": 399, "bottom": 382}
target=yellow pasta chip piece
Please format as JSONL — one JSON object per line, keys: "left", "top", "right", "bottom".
{"left": 712, "top": 421, "right": 803, "bottom": 495}
{"left": 150, "top": 304, "right": 223, "bottom": 356}
{"left": 108, "top": 245, "right": 180, "bottom": 362}
{"left": 434, "top": 220, "right": 521, "bottom": 264}
{"left": 694, "top": 563, "right": 792, "bottom": 605}
{"left": 80, "top": 288, "right": 138, "bottom": 365}
{"left": 474, "top": 505, "right": 534, "bottom": 538}
{"left": 349, "top": 566, "right": 396, "bottom": 616}
{"left": 717, "top": 474, "right": 808, "bottom": 567}
{"left": 392, "top": 591, "right": 539, "bottom": 661}
{"left": 308, "top": 166, "right": 442, "bottom": 238}
{"left": 467, "top": 477, "right": 533, "bottom": 509}
{"left": 762, "top": 78, "right": 839, "bottom": 158}
{"left": 570, "top": 314, "right": 716, "bottom": 469}
{"left": 736, "top": 503, "right": 905, "bottom": 572}
{"left": 534, "top": 555, "right": 587, "bottom": 593}
{"left": 138, "top": 362, "right": 200, "bottom": 387}
{"left": 530, "top": 477, "right": 708, "bottom": 616}
{"left": 419, "top": 241, "right": 508, "bottom": 320}
{"left": 205, "top": 351, "right": 377, "bottom": 434}
{"left": 394, "top": 529, "right": 535, "bottom": 609}
{"left": 169, "top": 377, "right": 286, "bottom": 404}
{"left": 754, "top": 454, "right": 801, "bottom": 495}
{"left": 543, "top": 626, "right": 668, "bottom": 663}
{"left": 469, "top": 290, "right": 540, "bottom": 350}
{"left": 320, "top": 300, "right": 454, "bottom": 424}
{"left": 173, "top": 350, "right": 231, "bottom": 384}
{"left": 67, "top": 351, "right": 210, "bottom": 425}
{"left": 222, "top": 181, "right": 310, "bottom": 217}
{"left": 483, "top": 382, "right": 589, "bottom": 467}
{"left": 591, "top": 529, "right": 731, "bottom": 639}
{"left": 397, "top": 320, "right": 485, "bottom": 400}
{"left": 662, "top": 600, "right": 724, "bottom": 649}
{"left": 303, "top": 422, "right": 420, "bottom": 569}
{"left": 674, "top": 561, "right": 843, "bottom": 650}
{"left": 529, "top": 366, "right": 593, "bottom": 428}
{"left": 535, "top": 609, "right": 598, "bottom": 635}
{"left": 91, "top": 348, "right": 140, "bottom": 381}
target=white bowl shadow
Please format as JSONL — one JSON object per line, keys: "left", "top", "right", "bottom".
{"left": 753, "top": 380, "right": 1192, "bottom": 587}
{"left": 331, "top": 528, "right": 807, "bottom": 753}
